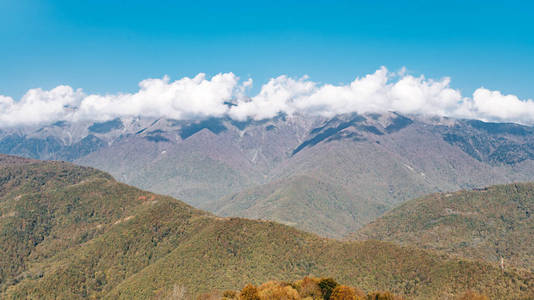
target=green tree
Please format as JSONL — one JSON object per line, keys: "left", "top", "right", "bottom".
{"left": 318, "top": 278, "right": 338, "bottom": 300}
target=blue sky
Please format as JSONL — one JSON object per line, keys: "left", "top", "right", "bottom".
{"left": 1, "top": 0, "right": 533, "bottom": 100}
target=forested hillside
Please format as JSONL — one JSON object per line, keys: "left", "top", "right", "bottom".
{"left": 1, "top": 155, "right": 532, "bottom": 299}
{"left": 356, "top": 183, "right": 534, "bottom": 271}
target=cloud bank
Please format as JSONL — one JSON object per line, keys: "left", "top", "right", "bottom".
{"left": 1, "top": 67, "right": 534, "bottom": 127}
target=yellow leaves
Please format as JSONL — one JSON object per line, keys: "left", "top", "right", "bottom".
{"left": 456, "top": 290, "right": 490, "bottom": 300}
{"left": 294, "top": 276, "right": 321, "bottom": 299}
{"left": 239, "top": 284, "right": 260, "bottom": 300}
{"left": 330, "top": 285, "right": 365, "bottom": 300}
{"left": 257, "top": 281, "right": 300, "bottom": 300}
{"left": 236, "top": 278, "right": 410, "bottom": 300}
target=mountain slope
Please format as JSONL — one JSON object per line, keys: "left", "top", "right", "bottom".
{"left": 214, "top": 175, "right": 384, "bottom": 238}
{"left": 211, "top": 114, "right": 534, "bottom": 237}
{"left": 3, "top": 113, "right": 534, "bottom": 238}
{"left": 107, "top": 220, "right": 532, "bottom": 300}
{"left": 1, "top": 155, "right": 533, "bottom": 299}
{"left": 0, "top": 154, "right": 206, "bottom": 294}
{"left": 355, "top": 182, "right": 534, "bottom": 272}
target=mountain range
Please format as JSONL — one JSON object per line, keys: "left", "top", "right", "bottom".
{"left": 2, "top": 113, "right": 534, "bottom": 237}
{"left": 1, "top": 154, "right": 532, "bottom": 299}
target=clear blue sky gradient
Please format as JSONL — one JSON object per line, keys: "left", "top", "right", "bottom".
{"left": 1, "top": 0, "right": 533, "bottom": 99}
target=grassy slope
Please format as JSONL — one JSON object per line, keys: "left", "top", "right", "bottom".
{"left": 1, "top": 155, "right": 533, "bottom": 299}
{"left": 355, "top": 183, "right": 534, "bottom": 272}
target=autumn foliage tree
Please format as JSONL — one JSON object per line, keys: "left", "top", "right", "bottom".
{"left": 456, "top": 291, "right": 490, "bottom": 300}
{"left": 257, "top": 281, "right": 300, "bottom": 300}
{"left": 230, "top": 277, "right": 414, "bottom": 300}
{"left": 329, "top": 285, "right": 366, "bottom": 300}
{"left": 240, "top": 284, "right": 260, "bottom": 300}
{"left": 294, "top": 276, "right": 322, "bottom": 299}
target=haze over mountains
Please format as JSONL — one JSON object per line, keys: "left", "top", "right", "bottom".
{"left": 1, "top": 154, "right": 532, "bottom": 299}
{"left": 2, "top": 112, "right": 534, "bottom": 237}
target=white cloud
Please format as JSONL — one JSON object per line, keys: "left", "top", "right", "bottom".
{"left": 74, "top": 73, "right": 239, "bottom": 122}
{"left": 229, "top": 67, "right": 466, "bottom": 120}
{"left": 229, "top": 75, "right": 316, "bottom": 120}
{"left": 0, "top": 86, "right": 83, "bottom": 127}
{"left": 0, "top": 68, "right": 533, "bottom": 127}
{"left": 470, "top": 88, "right": 534, "bottom": 124}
